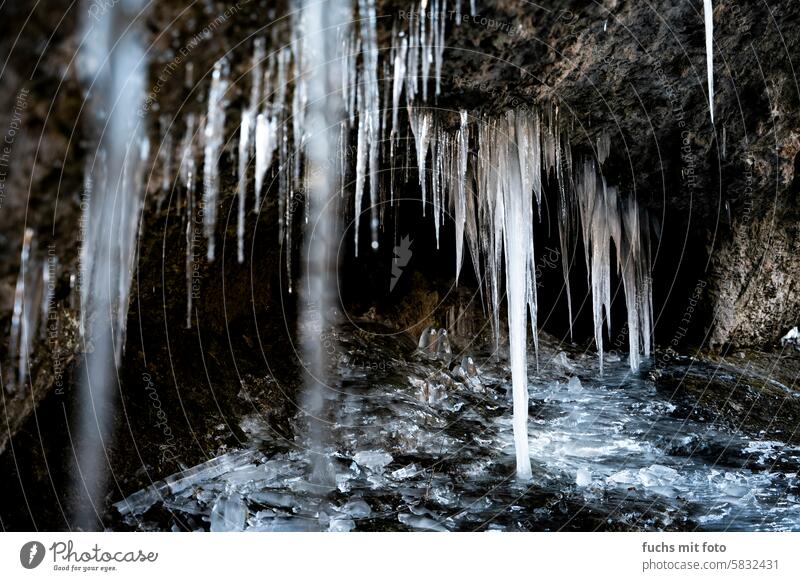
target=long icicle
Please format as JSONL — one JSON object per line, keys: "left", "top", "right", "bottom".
{"left": 703, "top": 0, "right": 714, "bottom": 123}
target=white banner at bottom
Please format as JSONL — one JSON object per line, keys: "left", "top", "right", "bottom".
{"left": 0, "top": 532, "right": 797, "bottom": 580}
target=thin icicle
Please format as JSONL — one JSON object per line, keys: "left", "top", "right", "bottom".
{"left": 179, "top": 113, "right": 198, "bottom": 328}
{"left": 390, "top": 33, "right": 408, "bottom": 203}
{"left": 7, "top": 229, "right": 42, "bottom": 393}
{"left": 596, "top": 131, "right": 611, "bottom": 165}
{"left": 433, "top": 0, "right": 446, "bottom": 97}
{"left": 354, "top": 84, "right": 368, "bottom": 256}
{"left": 158, "top": 115, "right": 173, "bottom": 211}
{"left": 254, "top": 113, "right": 277, "bottom": 209}
{"left": 454, "top": 110, "right": 468, "bottom": 282}
{"left": 237, "top": 108, "right": 254, "bottom": 263}
{"left": 703, "top": 0, "right": 714, "bottom": 124}
{"left": 359, "top": 0, "right": 381, "bottom": 250}
{"left": 203, "top": 57, "right": 230, "bottom": 261}
{"left": 408, "top": 108, "right": 432, "bottom": 216}
{"left": 236, "top": 39, "right": 265, "bottom": 263}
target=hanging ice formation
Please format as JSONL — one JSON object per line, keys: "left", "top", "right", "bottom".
{"left": 237, "top": 39, "right": 265, "bottom": 264}
{"left": 703, "top": 0, "right": 714, "bottom": 123}
{"left": 203, "top": 58, "right": 230, "bottom": 261}
{"left": 296, "top": 0, "right": 352, "bottom": 483}
{"left": 177, "top": 0, "right": 654, "bottom": 479}
{"left": 6, "top": 229, "right": 44, "bottom": 393}
{"left": 76, "top": 0, "right": 150, "bottom": 528}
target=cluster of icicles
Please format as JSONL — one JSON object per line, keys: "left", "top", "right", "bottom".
{"left": 4, "top": 230, "right": 57, "bottom": 393}
{"left": 152, "top": 0, "right": 654, "bottom": 478}
{"left": 164, "top": 0, "right": 652, "bottom": 367}
{"left": 6, "top": 0, "right": 671, "bottom": 480}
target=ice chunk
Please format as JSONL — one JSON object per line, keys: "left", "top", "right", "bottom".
{"left": 390, "top": 463, "right": 419, "bottom": 480}
{"left": 638, "top": 464, "right": 679, "bottom": 487}
{"left": 567, "top": 376, "right": 583, "bottom": 393}
{"left": 781, "top": 327, "right": 800, "bottom": 348}
{"left": 114, "top": 449, "right": 263, "bottom": 516}
{"left": 418, "top": 326, "right": 436, "bottom": 351}
{"left": 247, "top": 490, "right": 296, "bottom": 509}
{"left": 340, "top": 498, "right": 372, "bottom": 518}
{"left": 398, "top": 513, "right": 448, "bottom": 532}
{"left": 353, "top": 450, "right": 393, "bottom": 471}
{"left": 721, "top": 483, "right": 750, "bottom": 498}
{"left": 460, "top": 356, "right": 479, "bottom": 378}
{"left": 434, "top": 329, "right": 452, "bottom": 356}
{"left": 607, "top": 469, "right": 638, "bottom": 486}
{"left": 328, "top": 517, "right": 356, "bottom": 532}
{"left": 210, "top": 493, "right": 247, "bottom": 532}
{"left": 576, "top": 467, "right": 592, "bottom": 487}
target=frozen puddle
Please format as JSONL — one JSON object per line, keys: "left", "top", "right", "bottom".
{"left": 116, "top": 338, "right": 800, "bottom": 532}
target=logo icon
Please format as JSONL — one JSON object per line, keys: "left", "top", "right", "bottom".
{"left": 20, "top": 541, "right": 46, "bottom": 569}
{"left": 390, "top": 235, "right": 413, "bottom": 291}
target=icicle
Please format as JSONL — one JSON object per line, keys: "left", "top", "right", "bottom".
{"left": 433, "top": 0, "right": 447, "bottom": 98}
{"left": 158, "top": 115, "right": 173, "bottom": 211}
{"left": 179, "top": 114, "right": 196, "bottom": 191}
{"left": 463, "top": 164, "right": 482, "bottom": 297}
{"left": 704, "top": 0, "right": 714, "bottom": 124}
{"left": 574, "top": 156, "right": 652, "bottom": 373}
{"left": 185, "top": 179, "right": 196, "bottom": 329}
{"left": 552, "top": 126, "right": 575, "bottom": 338}
{"left": 454, "top": 110, "right": 468, "bottom": 282}
{"left": 408, "top": 108, "right": 432, "bottom": 215}
{"left": 75, "top": 0, "right": 150, "bottom": 529}
{"left": 203, "top": 57, "right": 230, "bottom": 261}
{"left": 405, "top": 8, "right": 419, "bottom": 104}
{"left": 721, "top": 123, "right": 726, "bottom": 160}
{"left": 236, "top": 40, "right": 265, "bottom": 264}
{"left": 618, "top": 199, "right": 653, "bottom": 371}
{"left": 420, "top": 1, "right": 432, "bottom": 102}
{"left": 431, "top": 125, "right": 443, "bottom": 248}
{"left": 481, "top": 112, "right": 535, "bottom": 479}
{"left": 298, "top": 0, "right": 351, "bottom": 486}
{"left": 237, "top": 109, "right": 253, "bottom": 264}
{"left": 178, "top": 113, "right": 198, "bottom": 328}
{"left": 390, "top": 33, "right": 408, "bottom": 203}
{"left": 7, "top": 229, "right": 42, "bottom": 393}
{"left": 596, "top": 132, "right": 611, "bottom": 165}
{"left": 342, "top": 27, "right": 359, "bottom": 127}
{"left": 254, "top": 113, "right": 276, "bottom": 209}
{"left": 354, "top": 84, "right": 368, "bottom": 256}
{"left": 359, "top": 0, "right": 381, "bottom": 251}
